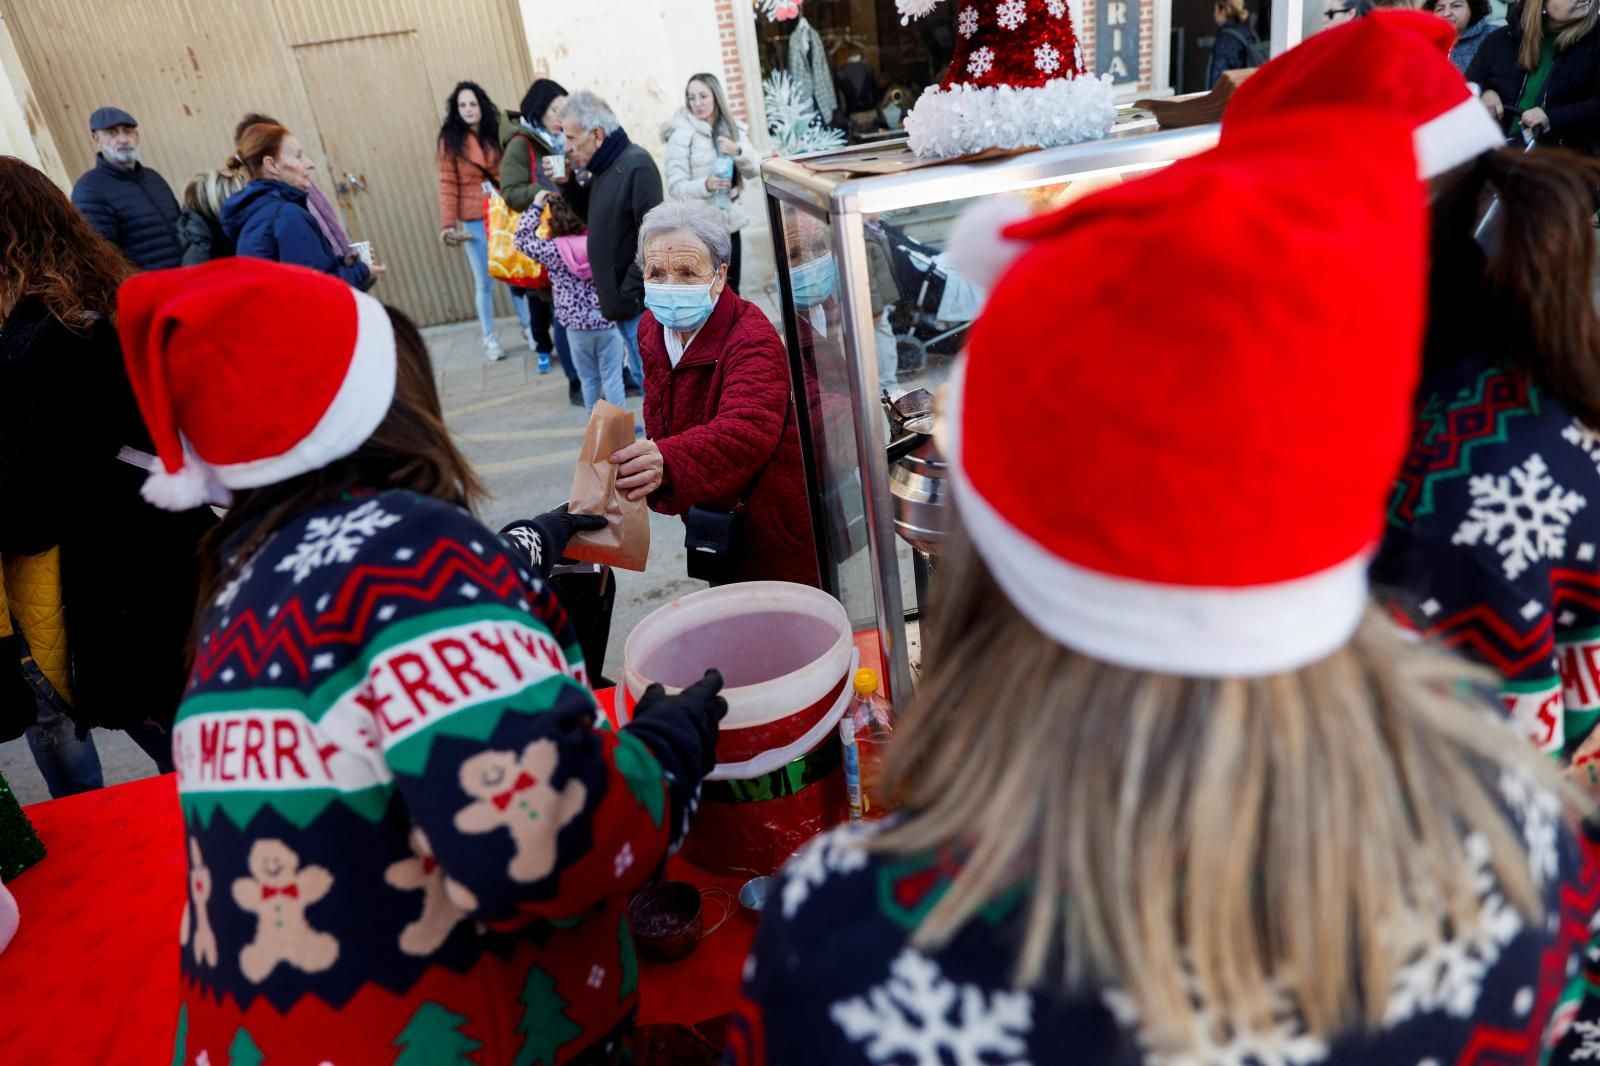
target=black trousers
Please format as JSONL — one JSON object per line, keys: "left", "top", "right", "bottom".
{"left": 728, "top": 230, "right": 743, "bottom": 294}
{"left": 525, "top": 290, "right": 555, "bottom": 353}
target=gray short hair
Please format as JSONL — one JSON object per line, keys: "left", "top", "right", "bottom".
{"left": 637, "top": 201, "right": 733, "bottom": 272}
{"left": 563, "top": 90, "right": 621, "bottom": 135}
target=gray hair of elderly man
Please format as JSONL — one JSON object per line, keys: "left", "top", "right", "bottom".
{"left": 637, "top": 200, "right": 733, "bottom": 273}
{"left": 563, "top": 90, "right": 622, "bottom": 135}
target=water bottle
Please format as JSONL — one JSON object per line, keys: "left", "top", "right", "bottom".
{"left": 712, "top": 154, "right": 735, "bottom": 212}
{"left": 841, "top": 668, "right": 894, "bottom": 819}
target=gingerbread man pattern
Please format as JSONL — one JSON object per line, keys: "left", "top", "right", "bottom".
{"left": 383, "top": 828, "right": 468, "bottom": 956}
{"left": 230, "top": 839, "right": 339, "bottom": 983}
{"left": 454, "top": 739, "right": 588, "bottom": 883}
{"left": 183, "top": 838, "right": 219, "bottom": 968}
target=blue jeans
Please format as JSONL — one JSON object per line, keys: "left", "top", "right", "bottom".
{"left": 26, "top": 701, "right": 103, "bottom": 797}
{"left": 567, "top": 326, "right": 628, "bottom": 410}
{"left": 553, "top": 321, "right": 577, "bottom": 382}
{"left": 462, "top": 219, "right": 531, "bottom": 340}
{"left": 619, "top": 313, "right": 645, "bottom": 394}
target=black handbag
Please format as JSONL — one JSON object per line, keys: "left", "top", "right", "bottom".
{"left": 684, "top": 400, "right": 791, "bottom": 584}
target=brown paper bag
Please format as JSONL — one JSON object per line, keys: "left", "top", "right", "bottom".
{"left": 564, "top": 400, "right": 650, "bottom": 571}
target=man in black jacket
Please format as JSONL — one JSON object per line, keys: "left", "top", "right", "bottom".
{"left": 555, "top": 90, "right": 664, "bottom": 397}
{"left": 70, "top": 106, "right": 183, "bottom": 270}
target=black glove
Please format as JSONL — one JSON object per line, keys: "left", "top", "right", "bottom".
{"left": 499, "top": 509, "right": 608, "bottom": 579}
{"left": 626, "top": 669, "right": 728, "bottom": 779}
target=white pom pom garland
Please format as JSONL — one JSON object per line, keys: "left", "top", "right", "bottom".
{"left": 904, "top": 74, "right": 1117, "bottom": 159}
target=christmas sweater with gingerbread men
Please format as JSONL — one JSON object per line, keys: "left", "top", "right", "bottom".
{"left": 170, "top": 489, "right": 707, "bottom": 1065}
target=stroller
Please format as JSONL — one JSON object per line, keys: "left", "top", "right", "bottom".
{"left": 872, "top": 220, "right": 983, "bottom": 376}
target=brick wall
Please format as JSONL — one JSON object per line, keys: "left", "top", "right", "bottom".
{"left": 714, "top": 0, "right": 750, "bottom": 124}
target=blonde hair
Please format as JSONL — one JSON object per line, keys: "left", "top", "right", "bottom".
{"left": 873, "top": 527, "right": 1574, "bottom": 1052}
{"left": 1216, "top": 0, "right": 1250, "bottom": 21}
{"left": 182, "top": 170, "right": 247, "bottom": 222}
{"left": 1520, "top": 0, "right": 1598, "bottom": 70}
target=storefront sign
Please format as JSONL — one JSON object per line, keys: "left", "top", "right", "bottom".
{"left": 1096, "top": 0, "right": 1141, "bottom": 84}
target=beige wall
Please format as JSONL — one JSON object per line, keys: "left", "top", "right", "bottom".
{"left": 520, "top": 0, "right": 729, "bottom": 164}
{"left": 0, "top": 10, "right": 64, "bottom": 185}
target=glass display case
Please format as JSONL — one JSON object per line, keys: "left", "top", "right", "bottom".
{"left": 762, "top": 118, "right": 1221, "bottom": 710}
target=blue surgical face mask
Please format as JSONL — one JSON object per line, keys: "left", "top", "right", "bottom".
{"left": 645, "top": 281, "right": 717, "bottom": 331}
{"left": 791, "top": 256, "right": 836, "bottom": 308}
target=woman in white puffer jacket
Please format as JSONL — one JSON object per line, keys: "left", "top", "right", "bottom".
{"left": 663, "top": 72, "right": 762, "bottom": 292}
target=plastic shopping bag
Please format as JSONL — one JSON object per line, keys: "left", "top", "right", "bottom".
{"left": 484, "top": 191, "right": 547, "bottom": 290}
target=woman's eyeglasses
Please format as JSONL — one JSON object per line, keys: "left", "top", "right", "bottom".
{"left": 1324, "top": 5, "right": 1352, "bottom": 16}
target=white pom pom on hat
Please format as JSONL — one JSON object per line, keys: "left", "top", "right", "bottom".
{"left": 945, "top": 194, "right": 1037, "bottom": 294}
{"left": 116, "top": 259, "right": 397, "bottom": 512}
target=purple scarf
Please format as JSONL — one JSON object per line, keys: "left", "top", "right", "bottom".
{"left": 304, "top": 183, "right": 350, "bottom": 255}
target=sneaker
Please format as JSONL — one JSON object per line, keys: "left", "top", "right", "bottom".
{"left": 567, "top": 379, "right": 585, "bottom": 408}
{"left": 537, "top": 351, "right": 552, "bottom": 374}
{"left": 522, "top": 326, "right": 537, "bottom": 352}
{"left": 483, "top": 336, "right": 506, "bottom": 362}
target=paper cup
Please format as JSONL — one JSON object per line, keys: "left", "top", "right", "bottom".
{"left": 549, "top": 155, "right": 567, "bottom": 181}
{"left": 351, "top": 240, "right": 374, "bottom": 267}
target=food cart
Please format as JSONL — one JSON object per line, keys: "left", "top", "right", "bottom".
{"left": 762, "top": 118, "right": 1222, "bottom": 709}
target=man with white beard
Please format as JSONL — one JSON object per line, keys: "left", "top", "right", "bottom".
{"left": 70, "top": 106, "right": 183, "bottom": 270}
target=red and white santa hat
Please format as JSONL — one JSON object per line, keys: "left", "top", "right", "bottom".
{"left": 943, "top": 106, "right": 1427, "bottom": 676}
{"left": 896, "top": 0, "right": 1116, "bottom": 159}
{"left": 117, "top": 259, "right": 396, "bottom": 511}
{"left": 1223, "top": 10, "right": 1504, "bottom": 179}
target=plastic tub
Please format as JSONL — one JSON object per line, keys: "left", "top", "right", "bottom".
{"left": 622, "top": 582, "right": 855, "bottom": 876}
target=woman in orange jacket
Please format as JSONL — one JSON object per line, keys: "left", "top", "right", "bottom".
{"left": 437, "top": 80, "right": 538, "bottom": 364}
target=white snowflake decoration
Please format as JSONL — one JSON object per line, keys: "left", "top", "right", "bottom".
{"left": 1046, "top": 0, "right": 1069, "bottom": 15}
{"left": 832, "top": 949, "right": 1033, "bottom": 1065}
{"left": 781, "top": 819, "right": 877, "bottom": 918}
{"left": 274, "top": 500, "right": 401, "bottom": 583}
{"left": 762, "top": 70, "right": 847, "bottom": 156}
{"left": 958, "top": 5, "right": 981, "bottom": 36}
{"left": 1564, "top": 419, "right": 1600, "bottom": 476}
{"left": 1499, "top": 769, "right": 1562, "bottom": 889}
{"left": 1452, "top": 454, "right": 1586, "bottom": 580}
{"left": 214, "top": 562, "right": 255, "bottom": 609}
{"left": 996, "top": 0, "right": 1028, "bottom": 30}
{"left": 1104, "top": 976, "right": 1327, "bottom": 1066}
{"left": 967, "top": 45, "right": 996, "bottom": 78}
{"left": 1035, "top": 44, "right": 1062, "bottom": 74}
{"left": 1384, "top": 833, "right": 1524, "bottom": 1024}
{"left": 1571, "top": 1019, "right": 1600, "bottom": 1060}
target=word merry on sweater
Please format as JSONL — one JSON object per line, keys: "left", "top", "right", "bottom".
{"left": 174, "top": 611, "right": 581, "bottom": 792}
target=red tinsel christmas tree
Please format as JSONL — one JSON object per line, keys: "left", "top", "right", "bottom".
{"left": 897, "top": 0, "right": 1116, "bottom": 158}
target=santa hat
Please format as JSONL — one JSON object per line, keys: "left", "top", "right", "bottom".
{"left": 117, "top": 259, "right": 396, "bottom": 511}
{"left": 1223, "top": 10, "right": 1503, "bottom": 179}
{"left": 896, "top": 0, "right": 1116, "bottom": 159}
{"left": 944, "top": 106, "right": 1426, "bottom": 676}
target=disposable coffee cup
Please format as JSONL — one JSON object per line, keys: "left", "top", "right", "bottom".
{"left": 549, "top": 154, "right": 567, "bottom": 181}
{"left": 351, "top": 240, "right": 374, "bottom": 267}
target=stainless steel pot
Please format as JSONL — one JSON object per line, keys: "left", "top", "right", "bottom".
{"left": 889, "top": 413, "right": 949, "bottom": 556}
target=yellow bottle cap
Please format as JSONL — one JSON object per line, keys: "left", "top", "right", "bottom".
{"left": 853, "top": 668, "right": 879, "bottom": 696}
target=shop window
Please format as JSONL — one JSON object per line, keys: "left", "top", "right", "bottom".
{"left": 754, "top": 0, "right": 957, "bottom": 150}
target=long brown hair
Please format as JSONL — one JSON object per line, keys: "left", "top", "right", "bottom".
{"left": 0, "top": 157, "right": 130, "bottom": 329}
{"left": 1429, "top": 146, "right": 1600, "bottom": 423}
{"left": 873, "top": 525, "right": 1569, "bottom": 1051}
{"left": 191, "top": 307, "right": 486, "bottom": 652}
{"left": 1520, "top": 0, "right": 1598, "bottom": 69}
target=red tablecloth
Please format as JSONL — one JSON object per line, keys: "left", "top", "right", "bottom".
{"left": 0, "top": 688, "right": 757, "bottom": 1064}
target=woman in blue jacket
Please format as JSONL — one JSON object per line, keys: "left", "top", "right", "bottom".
{"left": 220, "top": 123, "right": 381, "bottom": 288}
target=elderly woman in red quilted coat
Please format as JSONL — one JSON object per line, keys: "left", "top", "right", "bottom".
{"left": 608, "top": 201, "right": 819, "bottom": 586}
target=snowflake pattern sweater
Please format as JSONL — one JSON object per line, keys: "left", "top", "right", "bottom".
{"left": 731, "top": 782, "right": 1600, "bottom": 1066}
{"left": 1373, "top": 354, "right": 1600, "bottom": 759}
{"left": 169, "top": 490, "right": 706, "bottom": 1065}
